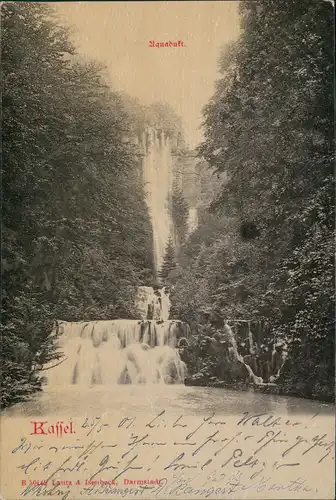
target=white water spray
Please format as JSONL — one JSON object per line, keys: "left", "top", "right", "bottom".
{"left": 135, "top": 285, "right": 171, "bottom": 320}
{"left": 45, "top": 318, "right": 189, "bottom": 389}
{"left": 141, "top": 126, "right": 173, "bottom": 276}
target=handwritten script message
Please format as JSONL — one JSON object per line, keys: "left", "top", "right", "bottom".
{"left": 0, "top": 411, "right": 334, "bottom": 499}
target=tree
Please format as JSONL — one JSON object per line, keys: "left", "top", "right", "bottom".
{"left": 146, "top": 102, "right": 183, "bottom": 137}
{"left": 171, "top": 182, "right": 189, "bottom": 248}
{"left": 173, "top": 0, "right": 334, "bottom": 400}
{"left": 159, "top": 238, "right": 177, "bottom": 283}
{"left": 1, "top": 2, "right": 154, "bottom": 408}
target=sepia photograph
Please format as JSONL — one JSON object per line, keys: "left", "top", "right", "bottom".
{"left": 1, "top": 1, "right": 335, "bottom": 499}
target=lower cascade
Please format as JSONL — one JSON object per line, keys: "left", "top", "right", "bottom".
{"left": 43, "top": 284, "right": 284, "bottom": 390}
{"left": 45, "top": 318, "right": 190, "bottom": 388}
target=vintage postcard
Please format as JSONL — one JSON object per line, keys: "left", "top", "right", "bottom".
{"left": 1, "top": 1, "right": 335, "bottom": 499}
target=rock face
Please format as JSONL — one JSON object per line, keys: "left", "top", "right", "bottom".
{"left": 172, "top": 154, "right": 227, "bottom": 230}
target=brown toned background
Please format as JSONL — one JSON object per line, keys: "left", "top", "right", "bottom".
{"left": 56, "top": 1, "right": 240, "bottom": 147}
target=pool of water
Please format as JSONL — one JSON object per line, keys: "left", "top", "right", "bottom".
{"left": 3, "top": 384, "right": 334, "bottom": 418}
{"left": 1, "top": 385, "right": 334, "bottom": 500}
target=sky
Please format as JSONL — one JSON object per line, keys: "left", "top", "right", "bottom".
{"left": 55, "top": 1, "right": 241, "bottom": 148}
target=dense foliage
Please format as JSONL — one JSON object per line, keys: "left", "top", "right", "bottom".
{"left": 172, "top": 0, "right": 335, "bottom": 401}
{"left": 118, "top": 92, "right": 184, "bottom": 144}
{"left": 1, "top": 3, "right": 154, "bottom": 408}
{"left": 159, "top": 238, "right": 177, "bottom": 283}
{"left": 171, "top": 181, "right": 189, "bottom": 249}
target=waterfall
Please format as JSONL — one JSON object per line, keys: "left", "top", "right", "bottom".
{"left": 135, "top": 285, "right": 171, "bottom": 320}
{"left": 187, "top": 207, "right": 198, "bottom": 235}
{"left": 42, "top": 264, "right": 188, "bottom": 389}
{"left": 248, "top": 321, "right": 253, "bottom": 352}
{"left": 141, "top": 126, "right": 173, "bottom": 277}
{"left": 160, "top": 287, "right": 171, "bottom": 321}
{"left": 223, "top": 322, "right": 264, "bottom": 386}
{"left": 45, "top": 318, "right": 189, "bottom": 388}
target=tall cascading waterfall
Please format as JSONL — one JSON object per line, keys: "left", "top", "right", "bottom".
{"left": 140, "top": 126, "right": 174, "bottom": 277}
{"left": 43, "top": 127, "right": 191, "bottom": 390}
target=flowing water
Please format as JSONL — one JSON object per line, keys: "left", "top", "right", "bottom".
{"left": 40, "top": 285, "right": 188, "bottom": 389}
{"left": 140, "top": 127, "right": 173, "bottom": 276}
{"left": 4, "top": 284, "right": 332, "bottom": 418}
{"left": 187, "top": 207, "right": 198, "bottom": 235}
{"left": 28, "top": 311, "right": 330, "bottom": 420}
{"left": 44, "top": 317, "right": 190, "bottom": 388}
{"left": 135, "top": 285, "right": 171, "bottom": 320}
